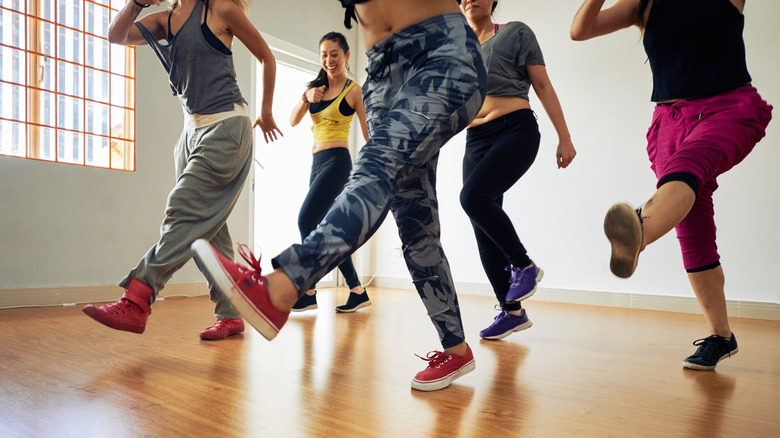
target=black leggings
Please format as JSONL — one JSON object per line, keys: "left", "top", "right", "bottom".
{"left": 460, "top": 109, "right": 540, "bottom": 310}
{"left": 298, "top": 148, "right": 361, "bottom": 289}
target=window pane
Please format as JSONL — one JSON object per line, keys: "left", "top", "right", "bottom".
{"left": 28, "top": 18, "right": 55, "bottom": 57}
{"left": 85, "top": 3, "right": 110, "bottom": 37}
{"left": 28, "top": 125, "right": 56, "bottom": 160}
{"left": 111, "top": 139, "right": 132, "bottom": 170}
{"left": 57, "top": 130, "right": 83, "bottom": 163}
{"left": 57, "top": 94, "right": 82, "bottom": 130}
{"left": 1, "top": 9, "right": 25, "bottom": 49}
{"left": 85, "top": 134, "right": 110, "bottom": 167}
{"left": 58, "top": 0, "right": 81, "bottom": 29}
{"left": 1, "top": 0, "right": 24, "bottom": 12}
{"left": 0, "top": 119, "right": 26, "bottom": 156}
{"left": 110, "top": 44, "right": 134, "bottom": 75}
{"left": 0, "top": 82, "right": 25, "bottom": 121}
{"left": 86, "top": 100, "right": 109, "bottom": 135}
{"left": 28, "top": 0, "right": 54, "bottom": 20}
{"left": 85, "top": 34, "right": 109, "bottom": 70}
{"left": 57, "top": 25, "right": 83, "bottom": 63}
{"left": 110, "top": 106, "right": 133, "bottom": 141}
{"left": 57, "top": 60, "right": 83, "bottom": 97}
{"left": 110, "top": 74, "right": 133, "bottom": 108}
{"left": 1, "top": 46, "right": 24, "bottom": 84}
{"left": 28, "top": 89, "right": 55, "bottom": 126}
{"left": 28, "top": 53, "right": 55, "bottom": 91}
{"left": 86, "top": 67, "right": 109, "bottom": 102}
{"left": 109, "top": 0, "right": 125, "bottom": 10}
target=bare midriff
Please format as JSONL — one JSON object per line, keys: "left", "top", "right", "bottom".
{"left": 355, "top": 0, "right": 461, "bottom": 48}
{"left": 468, "top": 95, "right": 531, "bottom": 128}
{"left": 312, "top": 141, "right": 349, "bottom": 154}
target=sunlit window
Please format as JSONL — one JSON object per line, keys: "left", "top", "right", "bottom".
{"left": 0, "top": 0, "right": 135, "bottom": 171}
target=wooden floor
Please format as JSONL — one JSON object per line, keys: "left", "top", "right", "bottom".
{"left": 1, "top": 288, "right": 779, "bottom": 438}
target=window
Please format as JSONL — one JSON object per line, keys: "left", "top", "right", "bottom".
{"left": 0, "top": 0, "right": 135, "bottom": 171}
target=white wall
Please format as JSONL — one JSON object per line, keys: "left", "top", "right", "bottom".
{"left": 0, "top": 1, "right": 347, "bottom": 298}
{"left": 368, "top": 1, "right": 780, "bottom": 306}
{"left": 1, "top": 1, "right": 777, "bottom": 310}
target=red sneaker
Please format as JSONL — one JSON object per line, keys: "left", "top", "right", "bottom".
{"left": 411, "top": 345, "right": 476, "bottom": 391}
{"left": 191, "top": 239, "right": 289, "bottom": 340}
{"left": 82, "top": 278, "right": 152, "bottom": 334}
{"left": 199, "top": 318, "right": 245, "bottom": 340}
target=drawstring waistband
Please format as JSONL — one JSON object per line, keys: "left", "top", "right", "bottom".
{"left": 367, "top": 42, "right": 394, "bottom": 82}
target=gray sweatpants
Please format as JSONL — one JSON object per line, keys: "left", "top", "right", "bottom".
{"left": 120, "top": 109, "right": 253, "bottom": 319}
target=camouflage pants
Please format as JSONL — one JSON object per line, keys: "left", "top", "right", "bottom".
{"left": 272, "top": 12, "right": 486, "bottom": 348}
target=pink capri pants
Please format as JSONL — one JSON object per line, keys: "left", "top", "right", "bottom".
{"left": 646, "top": 86, "right": 773, "bottom": 271}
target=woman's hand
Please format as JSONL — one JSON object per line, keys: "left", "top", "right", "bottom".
{"left": 305, "top": 86, "right": 327, "bottom": 103}
{"left": 253, "top": 112, "right": 283, "bottom": 143}
{"left": 556, "top": 137, "right": 577, "bottom": 169}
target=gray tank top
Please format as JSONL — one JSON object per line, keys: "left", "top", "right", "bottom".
{"left": 481, "top": 21, "right": 545, "bottom": 101}
{"left": 135, "top": 0, "right": 247, "bottom": 115}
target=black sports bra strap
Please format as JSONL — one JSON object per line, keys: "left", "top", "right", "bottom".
{"left": 203, "top": 0, "right": 209, "bottom": 22}
{"left": 167, "top": 10, "right": 173, "bottom": 41}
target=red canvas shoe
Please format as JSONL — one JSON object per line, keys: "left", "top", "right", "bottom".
{"left": 82, "top": 278, "right": 152, "bottom": 334}
{"left": 411, "top": 345, "right": 476, "bottom": 391}
{"left": 199, "top": 318, "right": 245, "bottom": 340}
{"left": 191, "top": 239, "right": 289, "bottom": 340}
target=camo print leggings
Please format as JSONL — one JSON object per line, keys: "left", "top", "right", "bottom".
{"left": 272, "top": 12, "right": 486, "bottom": 348}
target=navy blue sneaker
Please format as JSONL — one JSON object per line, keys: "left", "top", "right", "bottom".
{"left": 336, "top": 289, "right": 371, "bottom": 313}
{"left": 291, "top": 293, "right": 317, "bottom": 312}
{"left": 683, "top": 334, "right": 738, "bottom": 370}
{"left": 505, "top": 264, "right": 543, "bottom": 302}
{"left": 480, "top": 308, "right": 533, "bottom": 340}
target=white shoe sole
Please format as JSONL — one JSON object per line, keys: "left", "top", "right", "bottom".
{"left": 411, "top": 360, "right": 476, "bottom": 392}
{"left": 191, "top": 239, "right": 280, "bottom": 340}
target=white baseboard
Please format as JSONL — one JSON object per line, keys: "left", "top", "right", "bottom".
{"left": 368, "top": 276, "right": 780, "bottom": 321}
{"left": 0, "top": 282, "right": 210, "bottom": 309}
{"left": 4, "top": 278, "right": 779, "bottom": 322}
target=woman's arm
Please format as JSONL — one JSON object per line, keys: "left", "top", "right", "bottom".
{"left": 220, "top": 1, "right": 282, "bottom": 142}
{"left": 290, "top": 89, "right": 311, "bottom": 127}
{"left": 527, "top": 64, "right": 576, "bottom": 169}
{"left": 108, "top": 0, "right": 165, "bottom": 45}
{"left": 347, "top": 85, "right": 370, "bottom": 142}
{"left": 570, "top": 0, "right": 639, "bottom": 41}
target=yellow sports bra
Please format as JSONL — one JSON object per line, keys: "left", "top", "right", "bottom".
{"left": 310, "top": 80, "right": 356, "bottom": 143}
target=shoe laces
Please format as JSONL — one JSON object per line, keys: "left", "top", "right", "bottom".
{"left": 236, "top": 243, "right": 265, "bottom": 284}
{"left": 505, "top": 264, "right": 534, "bottom": 287}
{"left": 415, "top": 351, "right": 452, "bottom": 369}
{"left": 103, "top": 299, "right": 140, "bottom": 316}
{"left": 692, "top": 335, "right": 730, "bottom": 357}
{"left": 492, "top": 309, "right": 510, "bottom": 323}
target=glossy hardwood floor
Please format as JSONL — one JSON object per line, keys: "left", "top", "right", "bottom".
{"left": 1, "top": 288, "right": 779, "bottom": 437}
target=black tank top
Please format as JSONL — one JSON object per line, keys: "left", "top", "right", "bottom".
{"left": 643, "top": 0, "right": 751, "bottom": 102}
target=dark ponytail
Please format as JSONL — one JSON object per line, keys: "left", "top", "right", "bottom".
{"left": 306, "top": 32, "right": 351, "bottom": 91}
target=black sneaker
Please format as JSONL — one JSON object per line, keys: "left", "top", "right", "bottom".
{"left": 336, "top": 289, "right": 371, "bottom": 313}
{"left": 683, "top": 334, "right": 738, "bottom": 370}
{"left": 291, "top": 293, "right": 317, "bottom": 312}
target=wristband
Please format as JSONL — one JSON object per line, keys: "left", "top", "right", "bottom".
{"left": 133, "top": 0, "right": 150, "bottom": 8}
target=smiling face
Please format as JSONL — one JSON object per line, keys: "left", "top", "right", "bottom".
{"left": 458, "top": 0, "right": 496, "bottom": 22}
{"left": 320, "top": 39, "right": 350, "bottom": 80}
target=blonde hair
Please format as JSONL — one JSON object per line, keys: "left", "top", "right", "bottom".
{"left": 169, "top": 0, "right": 251, "bottom": 14}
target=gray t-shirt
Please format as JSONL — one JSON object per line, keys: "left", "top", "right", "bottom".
{"left": 481, "top": 21, "right": 545, "bottom": 100}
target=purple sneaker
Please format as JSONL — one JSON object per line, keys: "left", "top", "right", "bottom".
{"left": 480, "top": 309, "right": 533, "bottom": 340}
{"left": 505, "top": 264, "right": 544, "bottom": 302}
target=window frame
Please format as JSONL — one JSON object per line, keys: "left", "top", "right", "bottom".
{"left": 0, "top": 0, "right": 136, "bottom": 171}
